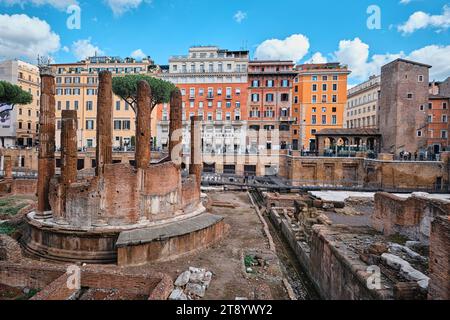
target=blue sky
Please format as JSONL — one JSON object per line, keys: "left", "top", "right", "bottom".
{"left": 0, "top": 0, "right": 449, "bottom": 84}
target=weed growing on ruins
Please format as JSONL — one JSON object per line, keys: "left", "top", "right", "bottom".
{"left": 244, "top": 255, "right": 257, "bottom": 268}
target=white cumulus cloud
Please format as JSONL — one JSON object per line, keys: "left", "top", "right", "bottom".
{"left": 254, "top": 34, "right": 310, "bottom": 62}
{"left": 71, "top": 39, "right": 104, "bottom": 60}
{"left": 399, "top": 0, "right": 411, "bottom": 4}
{"left": 105, "top": 0, "right": 150, "bottom": 16}
{"left": 0, "top": 14, "right": 61, "bottom": 60}
{"left": 305, "top": 52, "right": 328, "bottom": 64}
{"left": 130, "top": 49, "right": 147, "bottom": 60}
{"left": 0, "top": 0, "right": 78, "bottom": 10}
{"left": 332, "top": 37, "right": 450, "bottom": 82}
{"left": 398, "top": 5, "right": 450, "bottom": 34}
{"left": 233, "top": 10, "right": 247, "bottom": 23}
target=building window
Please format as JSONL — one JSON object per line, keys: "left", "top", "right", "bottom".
{"left": 441, "top": 130, "right": 448, "bottom": 139}
{"left": 312, "top": 84, "right": 317, "bottom": 92}
{"left": 281, "top": 94, "right": 289, "bottom": 102}
{"left": 116, "top": 101, "right": 121, "bottom": 111}
{"left": 428, "top": 115, "right": 433, "bottom": 123}
{"left": 322, "top": 84, "right": 327, "bottom": 91}
{"left": 86, "top": 139, "right": 93, "bottom": 148}
{"left": 333, "top": 83, "right": 337, "bottom": 91}
{"left": 251, "top": 93, "right": 259, "bottom": 102}
{"left": 266, "top": 94, "right": 274, "bottom": 102}
{"left": 418, "top": 75, "right": 424, "bottom": 82}
{"left": 419, "top": 105, "right": 424, "bottom": 111}
{"left": 442, "top": 115, "right": 448, "bottom": 123}
{"left": 332, "top": 95, "right": 337, "bottom": 103}
{"left": 443, "top": 102, "right": 448, "bottom": 109}
{"left": 252, "top": 80, "right": 259, "bottom": 87}
{"left": 311, "top": 115, "right": 316, "bottom": 124}
{"left": 332, "top": 115, "right": 337, "bottom": 125}
{"left": 86, "top": 120, "right": 94, "bottom": 130}
{"left": 312, "top": 95, "right": 317, "bottom": 103}
{"left": 322, "top": 115, "right": 327, "bottom": 125}
{"left": 57, "top": 101, "right": 61, "bottom": 110}
{"left": 407, "top": 93, "right": 413, "bottom": 99}
{"left": 123, "top": 120, "right": 131, "bottom": 130}
{"left": 281, "top": 79, "right": 289, "bottom": 87}
{"left": 114, "top": 120, "right": 122, "bottom": 130}
{"left": 417, "top": 130, "right": 422, "bottom": 137}
{"left": 86, "top": 101, "right": 93, "bottom": 111}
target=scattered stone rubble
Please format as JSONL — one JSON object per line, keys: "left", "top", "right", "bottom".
{"left": 169, "top": 267, "right": 213, "bottom": 300}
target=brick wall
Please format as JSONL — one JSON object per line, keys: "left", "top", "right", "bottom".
{"left": 428, "top": 216, "right": 450, "bottom": 300}
{"left": 373, "top": 193, "right": 450, "bottom": 242}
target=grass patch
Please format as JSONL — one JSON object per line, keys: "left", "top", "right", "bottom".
{"left": 0, "top": 197, "right": 28, "bottom": 216}
{"left": 0, "top": 222, "right": 16, "bottom": 235}
{"left": 244, "top": 255, "right": 257, "bottom": 268}
{"left": 388, "top": 233, "right": 410, "bottom": 245}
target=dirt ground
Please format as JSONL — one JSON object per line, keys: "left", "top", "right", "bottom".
{"left": 144, "top": 191, "right": 289, "bottom": 300}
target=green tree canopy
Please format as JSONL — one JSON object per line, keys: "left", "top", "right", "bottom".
{"left": 112, "top": 74, "right": 176, "bottom": 112}
{"left": 0, "top": 81, "right": 33, "bottom": 106}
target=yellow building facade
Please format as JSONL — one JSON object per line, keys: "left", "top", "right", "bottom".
{"left": 51, "top": 56, "right": 159, "bottom": 150}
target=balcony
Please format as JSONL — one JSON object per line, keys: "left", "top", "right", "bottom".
{"left": 279, "top": 117, "right": 297, "bottom": 122}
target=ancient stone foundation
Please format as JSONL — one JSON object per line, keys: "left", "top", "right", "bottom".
{"left": 22, "top": 74, "right": 225, "bottom": 265}
{"left": 372, "top": 192, "right": 450, "bottom": 243}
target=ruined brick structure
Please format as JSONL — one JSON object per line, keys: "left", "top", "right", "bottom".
{"left": 428, "top": 216, "right": 450, "bottom": 300}
{"left": 22, "top": 71, "right": 226, "bottom": 265}
{"left": 373, "top": 193, "right": 450, "bottom": 243}
{"left": 36, "top": 66, "right": 56, "bottom": 218}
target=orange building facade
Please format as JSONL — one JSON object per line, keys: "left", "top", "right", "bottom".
{"left": 292, "top": 63, "right": 350, "bottom": 152}
{"left": 426, "top": 95, "right": 450, "bottom": 154}
{"left": 247, "top": 61, "right": 297, "bottom": 151}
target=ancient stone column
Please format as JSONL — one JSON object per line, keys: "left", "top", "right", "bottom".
{"left": 3, "top": 155, "right": 13, "bottom": 180}
{"left": 135, "top": 81, "right": 151, "bottom": 169}
{"left": 61, "top": 110, "right": 78, "bottom": 186}
{"left": 189, "top": 116, "right": 203, "bottom": 187}
{"left": 96, "top": 71, "right": 113, "bottom": 176}
{"left": 36, "top": 66, "right": 56, "bottom": 217}
{"left": 169, "top": 89, "right": 183, "bottom": 164}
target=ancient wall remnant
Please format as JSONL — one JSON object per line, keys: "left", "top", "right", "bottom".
{"left": 169, "top": 89, "right": 183, "bottom": 164}
{"left": 36, "top": 66, "right": 56, "bottom": 216}
{"left": 372, "top": 193, "right": 450, "bottom": 243}
{"left": 190, "top": 116, "right": 203, "bottom": 187}
{"left": 136, "top": 80, "right": 151, "bottom": 169}
{"left": 428, "top": 216, "right": 450, "bottom": 300}
{"left": 95, "top": 71, "right": 113, "bottom": 176}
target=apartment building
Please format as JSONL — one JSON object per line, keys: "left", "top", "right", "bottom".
{"left": 426, "top": 94, "right": 450, "bottom": 154}
{"left": 379, "top": 59, "right": 430, "bottom": 154}
{"left": 157, "top": 46, "right": 249, "bottom": 155}
{"left": 0, "top": 59, "right": 40, "bottom": 149}
{"left": 345, "top": 75, "right": 380, "bottom": 129}
{"left": 51, "top": 56, "right": 158, "bottom": 149}
{"left": 247, "top": 60, "right": 297, "bottom": 151}
{"left": 292, "top": 63, "right": 350, "bottom": 152}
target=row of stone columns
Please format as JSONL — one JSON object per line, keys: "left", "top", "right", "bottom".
{"left": 35, "top": 68, "right": 200, "bottom": 217}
